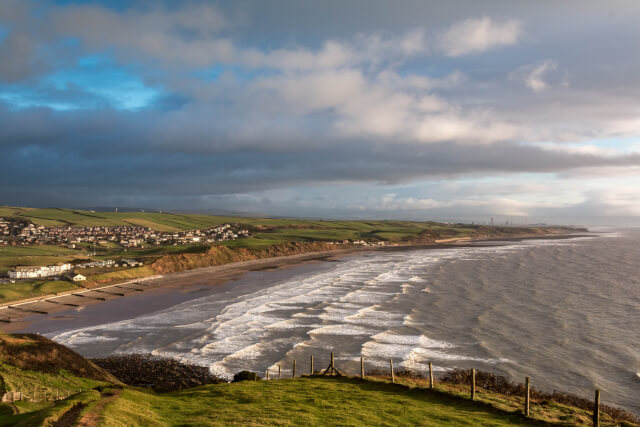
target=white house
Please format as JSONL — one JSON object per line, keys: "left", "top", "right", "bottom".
{"left": 8, "top": 263, "right": 72, "bottom": 279}
{"left": 72, "top": 274, "right": 87, "bottom": 282}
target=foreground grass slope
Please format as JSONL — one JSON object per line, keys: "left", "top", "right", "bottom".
{"left": 0, "top": 334, "right": 636, "bottom": 426}
{"left": 74, "top": 376, "right": 640, "bottom": 427}
{"left": 102, "top": 378, "right": 543, "bottom": 426}
{"left": 4, "top": 375, "right": 638, "bottom": 427}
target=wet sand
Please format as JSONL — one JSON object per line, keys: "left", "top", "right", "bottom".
{"left": 0, "top": 248, "right": 362, "bottom": 333}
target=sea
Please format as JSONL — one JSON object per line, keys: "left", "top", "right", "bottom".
{"left": 43, "top": 228, "right": 640, "bottom": 414}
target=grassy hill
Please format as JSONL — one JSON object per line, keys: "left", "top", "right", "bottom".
{"left": 0, "top": 206, "right": 518, "bottom": 274}
{"left": 0, "top": 206, "right": 527, "bottom": 244}
{"left": 0, "top": 245, "right": 87, "bottom": 276}
{"left": 0, "top": 334, "right": 637, "bottom": 426}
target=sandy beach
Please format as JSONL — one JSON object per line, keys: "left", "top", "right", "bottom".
{"left": 0, "top": 233, "right": 591, "bottom": 333}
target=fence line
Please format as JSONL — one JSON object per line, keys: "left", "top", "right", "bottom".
{"left": 3, "top": 389, "right": 83, "bottom": 403}
{"left": 259, "top": 352, "right": 603, "bottom": 426}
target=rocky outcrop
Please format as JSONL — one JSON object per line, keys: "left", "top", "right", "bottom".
{"left": 91, "top": 354, "right": 224, "bottom": 392}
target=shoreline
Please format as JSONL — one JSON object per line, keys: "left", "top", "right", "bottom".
{"left": 0, "top": 232, "right": 593, "bottom": 332}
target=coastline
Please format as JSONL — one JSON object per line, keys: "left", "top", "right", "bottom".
{"left": 0, "top": 231, "right": 592, "bottom": 332}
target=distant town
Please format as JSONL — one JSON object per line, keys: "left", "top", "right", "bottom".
{"left": 0, "top": 217, "right": 253, "bottom": 283}
{"left": 0, "top": 217, "right": 249, "bottom": 248}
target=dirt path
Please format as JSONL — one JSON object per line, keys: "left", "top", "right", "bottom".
{"left": 52, "top": 402, "right": 86, "bottom": 427}
{"left": 74, "top": 389, "right": 122, "bottom": 427}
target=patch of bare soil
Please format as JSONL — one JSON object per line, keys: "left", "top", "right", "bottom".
{"left": 52, "top": 402, "right": 85, "bottom": 427}
{"left": 75, "top": 390, "right": 122, "bottom": 427}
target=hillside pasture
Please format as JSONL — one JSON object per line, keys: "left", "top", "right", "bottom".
{"left": 0, "top": 245, "right": 86, "bottom": 275}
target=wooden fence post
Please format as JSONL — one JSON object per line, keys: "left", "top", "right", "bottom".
{"left": 593, "top": 389, "right": 600, "bottom": 427}
{"left": 360, "top": 357, "right": 364, "bottom": 378}
{"left": 293, "top": 360, "right": 296, "bottom": 378}
{"left": 310, "top": 355, "right": 314, "bottom": 375}
{"left": 470, "top": 369, "right": 476, "bottom": 400}
{"left": 428, "top": 362, "right": 434, "bottom": 389}
{"left": 266, "top": 369, "right": 269, "bottom": 380}
{"left": 524, "top": 376, "right": 530, "bottom": 417}
{"left": 390, "top": 359, "right": 395, "bottom": 383}
{"left": 278, "top": 364, "right": 281, "bottom": 380}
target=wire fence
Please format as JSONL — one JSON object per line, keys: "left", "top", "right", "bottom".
{"left": 260, "top": 352, "right": 610, "bottom": 427}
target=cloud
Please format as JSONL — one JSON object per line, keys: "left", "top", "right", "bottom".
{"left": 2, "top": 1, "right": 640, "bottom": 221}
{"left": 576, "top": 188, "right": 640, "bottom": 216}
{"left": 510, "top": 59, "right": 568, "bottom": 92}
{"left": 531, "top": 142, "right": 621, "bottom": 157}
{"left": 365, "top": 194, "right": 546, "bottom": 217}
{"left": 438, "top": 16, "right": 522, "bottom": 57}
{"left": 49, "top": 3, "right": 234, "bottom": 68}
{"left": 241, "top": 29, "right": 428, "bottom": 71}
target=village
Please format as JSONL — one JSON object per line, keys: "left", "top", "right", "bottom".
{"left": 0, "top": 218, "right": 250, "bottom": 248}
{"left": 0, "top": 217, "right": 251, "bottom": 284}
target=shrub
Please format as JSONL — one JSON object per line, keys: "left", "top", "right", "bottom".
{"left": 232, "top": 371, "right": 261, "bottom": 382}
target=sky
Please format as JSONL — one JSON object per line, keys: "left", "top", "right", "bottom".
{"left": 1, "top": 0, "right": 640, "bottom": 224}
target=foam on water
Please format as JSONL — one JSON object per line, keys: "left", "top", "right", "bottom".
{"left": 308, "top": 324, "right": 378, "bottom": 336}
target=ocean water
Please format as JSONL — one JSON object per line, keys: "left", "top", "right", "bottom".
{"left": 48, "top": 229, "right": 640, "bottom": 414}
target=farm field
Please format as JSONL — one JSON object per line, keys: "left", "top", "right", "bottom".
{"left": 0, "top": 245, "right": 87, "bottom": 275}
{"left": 1, "top": 207, "right": 476, "bottom": 242}
{"left": 0, "top": 280, "right": 80, "bottom": 304}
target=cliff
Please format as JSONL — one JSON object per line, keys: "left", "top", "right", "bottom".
{"left": 150, "top": 241, "right": 347, "bottom": 275}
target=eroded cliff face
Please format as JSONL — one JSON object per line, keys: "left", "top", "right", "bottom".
{"left": 149, "top": 227, "right": 583, "bottom": 275}
{"left": 150, "top": 241, "right": 346, "bottom": 275}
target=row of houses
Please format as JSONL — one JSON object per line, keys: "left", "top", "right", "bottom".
{"left": 8, "top": 264, "right": 73, "bottom": 279}
{"left": 75, "top": 259, "right": 116, "bottom": 269}
{"left": 5, "top": 258, "right": 144, "bottom": 280}
{"left": 0, "top": 217, "right": 28, "bottom": 245}
{"left": 0, "top": 222, "right": 250, "bottom": 248}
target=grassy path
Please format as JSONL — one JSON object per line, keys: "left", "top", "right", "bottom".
{"left": 75, "top": 389, "right": 122, "bottom": 426}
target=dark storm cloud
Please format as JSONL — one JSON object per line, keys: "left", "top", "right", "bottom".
{"left": 2, "top": 0, "right": 640, "bottom": 218}
{"left": 2, "top": 102, "right": 640, "bottom": 209}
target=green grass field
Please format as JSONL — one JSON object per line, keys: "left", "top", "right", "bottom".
{"left": 0, "top": 245, "right": 87, "bottom": 275}
{"left": 6, "top": 376, "right": 630, "bottom": 426}
{"left": 0, "top": 363, "right": 107, "bottom": 401}
{"left": 0, "top": 333, "right": 634, "bottom": 427}
{"left": 1, "top": 207, "right": 251, "bottom": 231}
{"left": 101, "top": 378, "right": 543, "bottom": 426}
{"left": 0, "top": 207, "right": 485, "bottom": 276}
{"left": 1, "top": 207, "right": 475, "bottom": 242}
{"left": 0, "top": 280, "right": 80, "bottom": 303}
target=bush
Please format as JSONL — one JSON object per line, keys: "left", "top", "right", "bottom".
{"left": 232, "top": 371, "right": 261, "bottom": 382}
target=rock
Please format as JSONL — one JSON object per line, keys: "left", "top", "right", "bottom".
{"left": 91, "top": 354, "right": 224, "bottom": 392}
